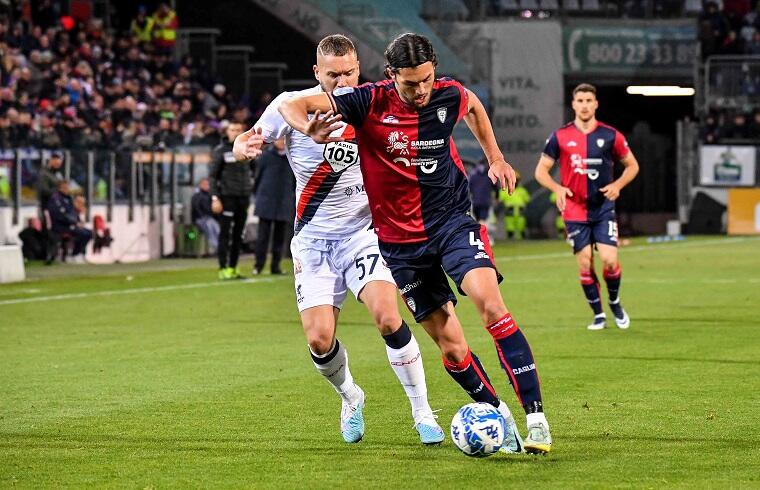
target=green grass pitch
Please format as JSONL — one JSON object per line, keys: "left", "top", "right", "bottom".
{"left": 1, "top": 236, "right": 759, "bottom": 488}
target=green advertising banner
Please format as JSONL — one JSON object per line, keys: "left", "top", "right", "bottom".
{"left": 564, "top": 22, "right": 697, "bottom": 76}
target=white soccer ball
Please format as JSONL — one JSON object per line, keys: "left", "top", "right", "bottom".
{"left": 450, "top": 402, "right": 506, "bottom": 457}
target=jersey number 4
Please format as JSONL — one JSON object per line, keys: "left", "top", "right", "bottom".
{"left": 469, "top": 232, "right": 485, "bottom": 250}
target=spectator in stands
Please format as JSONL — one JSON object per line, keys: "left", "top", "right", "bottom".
{"left": 151, "top": 3, "right": 178, "bottom": 54}
{"left": 191, "top": 178, "right": 219, "bottom": 253}
{"left": 18, "top": 217, "right": 46, "bottom": 261}
{"left": 723, "top": 112, "right": 750, "bottom": 140}
{"left": 130, "top": 5, "right": 154, "bottom": 45}
{"left": 700, "top": 1, "right": 731, "bottom": 54}
{"left": 749, "top": 110, "right": 760, "bottom": 139}
{"left": 47, "top": 179, "right": 92, "bottom": 263}
{"left": 746, "top": 30, "right": 760, "bottom": 54}
{"left": 720, "top": 30, "right": 745, "bottom": 54}
{"left": 723, "top": 0, "right": 752, "bottom": 28}
{"left": 252, "top": 137, "right": 295, "bottom": 276}
{"left": 701, "top": 112, "right": 721, "bottom": 144}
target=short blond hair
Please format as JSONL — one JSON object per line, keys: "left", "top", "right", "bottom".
{"left": 317, "top": 34, "right": 356, "bottom": 57}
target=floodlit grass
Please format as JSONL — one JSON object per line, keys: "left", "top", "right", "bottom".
{"left": 1, "top": 236, "right": 759, "bottom": 488}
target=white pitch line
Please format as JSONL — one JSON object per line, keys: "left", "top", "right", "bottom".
{"left": 495, "top": 237, "right": 755, "bottom": 263}
{"left": 0, "top": 278, "right": 278, "bottom": 306}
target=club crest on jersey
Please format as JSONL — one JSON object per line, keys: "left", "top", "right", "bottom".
{"left": 387, "top": 131, "right": 410, "bottom": 155}
{"left": 406, "top": 297, "right": 417, "bottom": 313}
{"left": 596, "top": 138, "right": 605, "bottom": 148}
{"left": 436, "top": 107, "right": 447, "bottom": 123}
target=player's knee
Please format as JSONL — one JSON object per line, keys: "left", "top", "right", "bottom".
{"left": 480, "top": 298, "right": 508, "bottom": 325}
{"left": 441, "top": 342, "right": 469, "bottom": 364}
{"left": 577, "top": 257, "right": 592, "bottom": 271}
{"left": 307, "top": 333, "right": 333, "bottom": 355}
{"left": 602, "top": 259, "right": 618, "bottom": 272}
{"left": 371, "top": 309, "right": 402, "bottom": 335}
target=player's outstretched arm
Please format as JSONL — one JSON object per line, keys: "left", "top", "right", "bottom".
{"left": 600, "top": 152, "right": 640, "bottom": 201}
{"left": 535, "top": 154, "right": 573, "bottom": 213}
{"left": 233, "top": 127, "right": 265, "bottom": 162}
{"left": 279, "top": 94, "right": 345, "bottom": 144}
{"left": 462, "top": 90, "right": 515, "bottom": 193}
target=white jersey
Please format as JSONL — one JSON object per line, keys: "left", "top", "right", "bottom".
{"left": 255, "top": 86, "right": 370, "bottom": 240}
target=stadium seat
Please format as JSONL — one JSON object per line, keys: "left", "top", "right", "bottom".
{"left": 499, "top": 0, "right": 520, "bottom": 13}
{"left": 581, "top": 0, "right": 600, "bottom": 11}
{"left": 563, "top": 0, "right": 580, "bottom": 11}
{"left": 539, "top": 0, "right": 559, "bottom": 10}
{"left": 684, "top": 0, "right": 702, "bottom": 14}
{"left": 520, "top": 0, "right": 539, "bottom": 9}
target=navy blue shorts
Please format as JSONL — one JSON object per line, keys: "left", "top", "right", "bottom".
{"left": 565, "top": 212, "right": 618, "bottom": 254}
{"left": 379, "top": 213, "right": 503, "bottom": 323}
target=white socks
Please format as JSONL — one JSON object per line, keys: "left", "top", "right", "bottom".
{"left": 526, "top": 411, "right": 549, "bottom": 429}
{"left": 310, "top": 340, "right": 361, "bottom": 405}
{"left": 385, "top": 333, "right": 432, "bottom": 419}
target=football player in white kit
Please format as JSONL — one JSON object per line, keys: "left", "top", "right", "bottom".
{"left": 234, "top": 35, "right": 444, "bottom": 445}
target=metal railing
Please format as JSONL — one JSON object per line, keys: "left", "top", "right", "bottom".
{"left": 703, "top": 55, "right": 760, "bottom": 113}
{"left": 0, "top": 147, "right": 214, "bottom": 227}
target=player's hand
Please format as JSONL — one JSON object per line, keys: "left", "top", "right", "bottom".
{"left": 600, "top": 183, "right": 621, "bottom": 201}
{"left": 233, "top": 127, "right": 264, "bottom": 161}
{"left": 305, "top": 110, "right": 345, "bottom": 144}
{"left": 211, "top": 197, "right": 223, "bottom": 214}
{"left": 554, "top": 186, "right": 573, "bottom": 212}
{"left": 487, "top": 158, "right": 516, "bottom": 194}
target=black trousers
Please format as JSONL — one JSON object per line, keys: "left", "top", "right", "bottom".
{"left": 255, "top": 218, "right": 287, "bottom": 273}
{"left": 218, "top": 196, "right": 249, "bottom": 269}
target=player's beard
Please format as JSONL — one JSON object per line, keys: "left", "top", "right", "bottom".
{"left": 402, "top": 91, "right": 430, "bottom": 108}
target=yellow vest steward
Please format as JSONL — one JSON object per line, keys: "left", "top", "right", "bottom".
{"left": 130, "top": 17, "right": 154, "bottom": 43}
{"left": 154, "top": 11, "right": 177, "bottom": 42}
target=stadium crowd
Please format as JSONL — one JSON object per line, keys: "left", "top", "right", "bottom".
{"left": 698, "top": 0, "right": 760, "bottom": 143}
{"left": 0, "top": 1, "right": 248, "bottom": 152}
{"left": 699, "top": 0, "right": 760, "bottom": 57}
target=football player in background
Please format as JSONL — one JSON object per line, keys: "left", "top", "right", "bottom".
{"left": 535, "top": 83, "right": 639, "bottom": 330}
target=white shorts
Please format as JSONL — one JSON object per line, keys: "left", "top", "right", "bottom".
{"left": 290, "top": 227, "right": 396, "bottom": 312}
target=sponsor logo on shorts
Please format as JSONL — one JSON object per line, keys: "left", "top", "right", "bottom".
{"left": 406, "top": 297, "right": 416, "bottom": 313}
{"left": 399, "top": 279, "right": 422, "bottom": 295}
{"left": 293, "top": 258, "right": 302, "bottom": 275}
{"left": 512, "top": 363, "right": 536, "bottom": 375}
{"left": 474, "top": 251, "right": 490, "bottom": 260}
{"left": 296, "top": 284, "right": 304, "bottom": 304}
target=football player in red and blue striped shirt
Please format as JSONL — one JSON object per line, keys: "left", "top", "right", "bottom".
{"left": 535, "top": 83, "right": 639, "bottom": 331}
{"left": 280, "top": 32, "right": 552, "bottom": 454}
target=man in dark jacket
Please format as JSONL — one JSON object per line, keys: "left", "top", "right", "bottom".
{"left": 191, "top": 178, "right": 219, "bottom": 252}
{"left": 253, "top": 138, "right": 295, "bottom": 275}
{"left": 37, "top": 150, "right": 63, "bottom": 212}
{"left": 468, "top": 159, "right": 495, "bottom": 226}
{"left": 210, "top": 121, "right": 251, "bottom": 279}
{"left": 36, "top": 150, "right": 64, "bottom": 263}
{"left": 47, "top": 180, "right": 92, "bottom": 263}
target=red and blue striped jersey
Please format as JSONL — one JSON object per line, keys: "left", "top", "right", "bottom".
{"left": 329, "top": 78, "right": 470, "bottom": 243}
{"left": 542, "top": 121, "right": 630, "bottom": 222}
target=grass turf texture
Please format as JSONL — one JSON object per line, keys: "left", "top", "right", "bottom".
{"left": 1, "top": 236, "right": 759, "bottom": 488}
